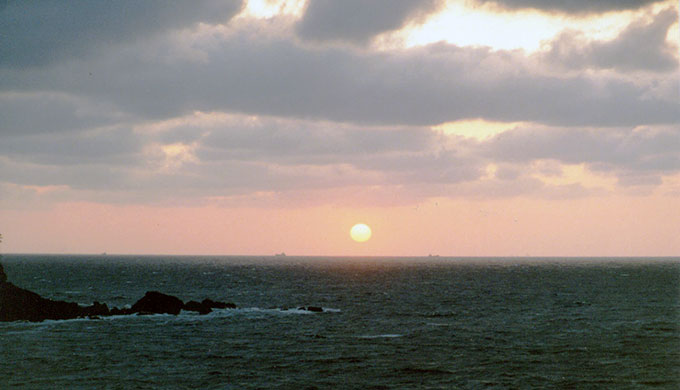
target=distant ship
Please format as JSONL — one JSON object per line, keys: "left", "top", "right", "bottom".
{"left": 275, "top": 252, "right": 286, "bottom": 257}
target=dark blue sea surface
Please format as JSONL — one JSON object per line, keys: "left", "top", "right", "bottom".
{"left": 1, "top": 255, "right": 679, "bottom": 389}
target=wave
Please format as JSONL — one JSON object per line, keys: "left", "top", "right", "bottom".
{"left": 0, "top": 305, "right": 342, "bottom": 329}
{"left": 356, "top": 334, "right": 403, "bottom": 339}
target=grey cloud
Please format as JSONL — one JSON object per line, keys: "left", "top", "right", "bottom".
{"left": 2, "top": 35, "right": 677, "bottom": 128}
{"left": 196, "top": 118, "right": 434, "bottom": 164}
{"left": 472, "top": 0, "right": 665, "bottom": 14}
{"left": 1, "top": 113, "right": 677, "bottom": 202}
{"left": 0, "top": 0, "right": 243, "bottom": 68}
{"left": 164, "top": 115, "right": 482, "bottom": 186}
{"left": 0, "top": 126, "right": 142, "bottom": 166}
{"left": 0, "top": 92, "right": 125, "bottom": 136}
{"left": 543, "top": 8, "right": 679, "bottom": 72}
{"left": 356, "top": 150, "right": 483, "bottom": 185}
{"left": 485, "top": 125, "right": 680, "bottom": 185}
{"left": 296, "top": 0, "right": 442, "bottom": 43}
{"left": 0, "top": 156, "right": 132, "bottom": 191}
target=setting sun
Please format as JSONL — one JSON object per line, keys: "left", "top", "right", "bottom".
{"left": 350, "top": 223, "right": 372, "bottom": 243}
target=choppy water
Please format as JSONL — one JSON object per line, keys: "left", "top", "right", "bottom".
{"left": 1, "top": 255, "right": 679, "bottom": 389}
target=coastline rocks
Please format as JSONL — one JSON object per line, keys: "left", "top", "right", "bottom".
{"left": 131, "top": 291, "right": 184, "bottom": 315}
{"left": 0, "top": 261, "right": 238, "bottom": 322}
{"left": 0, "top": 281, "right": 114, "bottom": 322}
{"left": 1, "top": 282, "right": 81, "bottom": 322}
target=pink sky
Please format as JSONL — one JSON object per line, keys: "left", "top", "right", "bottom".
{"left": 2, "top": 194, "right": 678, "bottom": 256}
{"left": 0, "top": 1, "right": 678, "bottom": 256}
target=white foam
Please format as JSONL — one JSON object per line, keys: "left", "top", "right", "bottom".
{"left": 357, "top": 334, "right": 403, "bottom": 339}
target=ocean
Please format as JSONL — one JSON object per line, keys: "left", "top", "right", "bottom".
{"left": 1, "top": 255, "right": 678, "bottom": 389}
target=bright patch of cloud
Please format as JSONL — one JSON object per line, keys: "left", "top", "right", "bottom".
{"left": 433, "top": 119, "right": 525, "bottom": 140}
{"left": 241, "top": 0, "right": 306, "bottom": 19}
{"left": 147, "top": 142, "right": 199, "bottom": 172}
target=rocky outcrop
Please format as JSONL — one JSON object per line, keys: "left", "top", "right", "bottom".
{"left": 131, "top": 291, "right": 184, "bottom": 315}
{"left": 0, "top": 261, "right": 238, "bottom": 322}
{"left": 0, "top": 281, "right": 113, "bottom": 322}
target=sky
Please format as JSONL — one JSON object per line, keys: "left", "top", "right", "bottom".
{"left": 0, "top": 0, "right": 679, "bottom": 256}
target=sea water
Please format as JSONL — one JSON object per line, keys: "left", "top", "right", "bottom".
{"left": 1, "top": 255, "right": 678, "bottom": 389}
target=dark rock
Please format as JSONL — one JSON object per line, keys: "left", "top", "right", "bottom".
{"left": 82, "top": 301, "right": 110, "bottom": 317}
{"left": 131, "top": 291, "right": 184, "bottom": 315}
{"left": 183, "top": 300, "right": 212, "bottom": 315}
{"left": 1, "top": 264, "right": 239, "bottom": 322}
{"left": 110, "top": 307, "right": 133, "bottom": 316}
{"left": 0, "top": 262, "right": 6, "bottom": 283}
{"left": 1, "top": 282, "right": 83, "bottom": 322}
{"left": 201, "top": 298, "right": 236, "bottom": 309}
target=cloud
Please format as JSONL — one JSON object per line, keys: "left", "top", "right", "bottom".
{"left": 471, "top": 0, "right": 666, "bottom": 14}
{"left": 295, "top": 0, "right": 443, "bottom": 43}
{"left": 0, "top": 126, "right": 141, "bottom": 167}
{"left": 1, "top": 2, "right": 678, "bottom": 206}
{"left": 5, "top": 103, "right": 677, "bottom": 206}
{"left": 0, "top": 0, "right": 243, "bottom": 68}
{"left": 542, "top": 7, "right": 679, "bottom": 72}
{"left": 484, "top": 125, "right": 680, "bottom": 185}
{"left": 196, "top": 117, "right": 434, "bottom": 164}
{"left": 2, "top": 29, "right": 677, "bottom": 128}
{"left": 0, "top": 92, "right": 126, "bottom": 136}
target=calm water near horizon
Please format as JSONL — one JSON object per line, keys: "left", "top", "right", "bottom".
{"left": 1, "top": 255, "right": 679, "bottom": 389}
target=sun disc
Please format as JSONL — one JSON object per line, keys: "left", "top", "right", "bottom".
{"left": 350, "top": 223, "right": 372, "bottom": 242}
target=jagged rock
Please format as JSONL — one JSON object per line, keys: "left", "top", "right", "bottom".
{"left": 183, "top": 300, "right": 212, "bottom": 315}
{"left": 131, "top": 291, "right": 184, "bottom": 315}
{"left": 201, "top": 298, "right": 236, "bottom": 309}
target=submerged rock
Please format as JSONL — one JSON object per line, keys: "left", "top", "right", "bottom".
{"left": 297, "top": 306, "right": 323, "bottom": 312}
{"left": 131, "top": 291, "right": 184, "bottom": 315}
